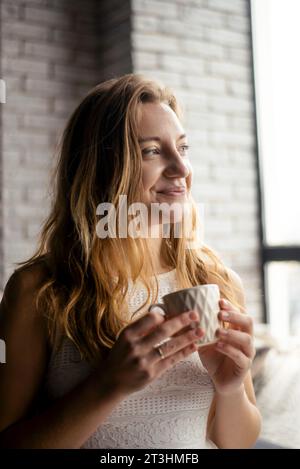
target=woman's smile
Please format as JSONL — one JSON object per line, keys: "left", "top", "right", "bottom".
{"left": 156, "top": 188, "right": 187, "bottom": 197}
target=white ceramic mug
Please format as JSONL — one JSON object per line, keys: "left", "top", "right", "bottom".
{"left": 149, "top": 284, "right": 221, "bottom": 347}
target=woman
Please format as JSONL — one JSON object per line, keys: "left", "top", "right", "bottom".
{"left": 0, "top": 73, "right": 261, "bottom": 449}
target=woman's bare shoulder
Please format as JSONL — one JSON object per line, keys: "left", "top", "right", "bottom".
{"left": 10, "top": 256, "right": 51, "bottom": 290}
{"left": 0, "top": 257, "right": 51, "bottom": 332}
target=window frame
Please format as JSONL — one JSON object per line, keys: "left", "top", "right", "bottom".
{"left": 249, "top": 0, "right": 300, "bottom": 324}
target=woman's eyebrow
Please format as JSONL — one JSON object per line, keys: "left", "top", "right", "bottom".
{"left": 138, "top": 133, "right": 187, "bottom": 143}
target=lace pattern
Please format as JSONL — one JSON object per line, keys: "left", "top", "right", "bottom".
{"left": 42, "top": 269, "right": 217, "bottom": 449}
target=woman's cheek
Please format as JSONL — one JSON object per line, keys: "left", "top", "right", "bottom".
{"left": 185, "top": 160, "right": 193, "bottom": 190}
{"left": 141, "top": 163, "right": 161, "bottom": 193}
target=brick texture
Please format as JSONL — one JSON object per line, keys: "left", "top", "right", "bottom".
{"left": 0, "top": 1, "right": 96, "bottom": 284}
{"left": 131, "top": 0, "right": 263, "bottom": 322}
{"left": 0, "top": 0, "right": 263, "bottom": 322}
{"left": 0, "top": 0, "right": 132, "bottom": 287}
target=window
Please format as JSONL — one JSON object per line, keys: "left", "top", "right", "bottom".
{"left": 251, "top": 0, "right": 300, "bottom": 342}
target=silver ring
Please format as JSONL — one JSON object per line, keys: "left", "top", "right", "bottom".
{"left": 156, "top": 345, "right": 165, "bottom": 360}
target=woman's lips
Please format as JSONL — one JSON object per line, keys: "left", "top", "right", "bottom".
{"left": 156, "top": 188, "right": 186, "bottom": 196}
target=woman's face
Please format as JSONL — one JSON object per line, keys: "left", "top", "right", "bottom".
{"left": 137, "top": 102, "right": 193, "bottom": 226}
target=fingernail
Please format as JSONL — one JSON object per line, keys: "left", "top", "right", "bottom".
{"left": 221, "top": 311, "right": 229, "bottom": 319}
{"left": 150, "top": 306, "right": 165, "bottom": 316}
{"left": 189, "top": 311, "right": 198, "bottom": 320}
{"left": 217, "top": 341, "right": 225, "bottom": 348}
{"left": 219, "top": 328, "right": 227, "bottom": 336}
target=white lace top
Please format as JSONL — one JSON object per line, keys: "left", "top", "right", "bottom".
{"left": 41, "top": 269, "right": 217, "bottom": 449}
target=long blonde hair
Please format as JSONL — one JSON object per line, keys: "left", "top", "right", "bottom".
{"left": 16, "top": 73, "right": 243, "bottom": 365}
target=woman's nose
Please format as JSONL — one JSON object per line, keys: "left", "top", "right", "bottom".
{"left": 163, "top": 154, "right": 191, "bottom": 179}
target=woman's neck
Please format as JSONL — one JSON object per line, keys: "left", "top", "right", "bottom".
{"left": 146, "top": 236, "right": 171, "bottom": 275}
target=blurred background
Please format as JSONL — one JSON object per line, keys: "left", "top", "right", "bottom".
{"left": 0, "top": 0, "right": 299, "bottom": 448}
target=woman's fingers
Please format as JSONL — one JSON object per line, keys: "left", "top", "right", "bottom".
{"left": 215, "top": 341, "right": 252, "bottom": 370}
{"left": 149, "top": 326, "right": 205, "bottom": 362}
{"left": 124, "top": 310, "right": 165, "bottom": 340}
{"left": 154, "top": 342, "right": 200, "bottom": 377}
{"left": 216, "top": 328, "right": 255, "bottom": 358}
{"left": 138, "top": 310, "right": 198, "bottom": 349}
{"left": 218, "top": 308, "right": 253, "bottom": 335}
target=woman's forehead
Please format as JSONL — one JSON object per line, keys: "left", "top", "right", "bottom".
{"left": 137, "top": 102, "right": 184, "bottom": 139}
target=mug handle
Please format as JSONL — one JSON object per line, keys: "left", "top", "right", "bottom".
{"left": 148, "top": 303, "right": 167, "bottom": 317}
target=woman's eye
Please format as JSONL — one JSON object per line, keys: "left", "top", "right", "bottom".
{"left": 142, "top": 145, "right": 190, "bottom": 158}
{"left": 142, "top": 148, "right": 160, "bottom": 157}
{"left": 179, "top": 144, "right": 190, "bottom": 155}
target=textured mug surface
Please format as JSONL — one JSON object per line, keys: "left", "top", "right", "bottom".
{"left": 151, "top": 284, "right": 221, "bottom": 347}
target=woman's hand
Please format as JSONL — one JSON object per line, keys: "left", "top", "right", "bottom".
{"left": 98, "top": 310, "right": 204, "bottom": 398}
{"left": 197, "top": 298, "right": 255, "bottom": 396}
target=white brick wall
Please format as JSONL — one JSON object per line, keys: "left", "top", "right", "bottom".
{"left": 132, "top": 0, "right": 263, "bottom": 322}
{"left": 0, "top": 0, "right": 102, "bottom": 285}
{"left": 97, "top": 0, "right": 131, "bottom": 80}
{"left": 0, "top": 0, "right": 263, "bottom": 322}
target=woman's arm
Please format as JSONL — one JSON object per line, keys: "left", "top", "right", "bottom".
{"left": 208, "top": 372, "right": 262, "bottom": 448}
{"left": 0, "top": 265, "right": 125, "bottom": 449}
{"left": 0, "top": 370, "right": 125, "bottom": 449}
{"left": 206, "top": 268, "right": 262, "bottom": 448}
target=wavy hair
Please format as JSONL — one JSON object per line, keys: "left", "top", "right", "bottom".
{"left": 16, "top": 73, "right": 244, "bottom": 365}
